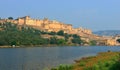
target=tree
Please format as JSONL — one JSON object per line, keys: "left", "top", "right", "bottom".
{"left": 48, "top": 31, "right": 56, "bottom": 35}
{"left": 89, "top": 40, "right": 97, "bottom": 46}
{"left": 57, "top": 30, "right": 64, "bottom": 36}
{"left": 72, "top": 34, "right": 80, "bottom": 38}
{"left": 71, "top": 34, "right": 83, "bottom": 45}
{"left": 8, "top": 17, "right": 13, "bottom": 20}
{"left": 117, "top": 39, "right": 120, "bottom": 43}
{"left": 50, "top": 37, "right": 58, "bottom": 44}
{"left": 57, "top": 39, "right": 66, "bottom": 45}
{"left": 10, "top": 41, "right": 17, "bottom": 46}
{"left": 72, "top": 38, "right": 82, "bottom": 44}
{"left": 64, "top": 33, "right": 69, "bottom": 41}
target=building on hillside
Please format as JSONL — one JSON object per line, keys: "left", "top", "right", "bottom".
{"left": 0, "top": 16, "right": 92, "bottom": 35}
{"left": 106, "top": 39, "right": 116, "bottom": 46}
{"left": 1, "top": 16, "right": 120, "bottom": 46}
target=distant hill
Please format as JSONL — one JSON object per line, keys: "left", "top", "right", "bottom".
{"left": 93, "top": 30, "right": 120, "bottom": 36}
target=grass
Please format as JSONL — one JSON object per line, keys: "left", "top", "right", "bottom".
{"left": 52, "top": 51, "right": 120, "bottom": 70}
{"left": 73, "top": 51, "right": 120, "bottom": 70}
{"left": 51, "top": 64, "right": 73, "bottom": 70}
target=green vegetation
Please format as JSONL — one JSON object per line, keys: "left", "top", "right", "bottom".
{"left": 0, "top": 22, "right": 84, "bottom": 47}
{"left": 116, "top": 39, "right": 120, "bottom": 43}
{"left": 77, "top": 52, "right": 120, "bottom": 70}
{"left": 75, "top": 52, "right": 120, "bottom": 70}
{"left": 72, "top": 34, "right": 83, "bottom": 45}
{"left": 49, "top": 37, "right": 66, "bottom": 45}
{"left": 51, "top": 64, "right": 73, "bottom": 70}
{"left": 8, "top": 17, "right": 13, "bottom": 20}
{"left": 0, "top": 22, "right": 47, "bottom": 46}
{"left": 57, "top": 30, "right": 64, "bottom": 36}
{"left": 89, "top": 40, "right": 97, "bottom": 46}
{"left": 52, "top": 52, "right": 120, "bottom": 70}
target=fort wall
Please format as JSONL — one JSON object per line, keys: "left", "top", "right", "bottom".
{"left": 0, "top": 16, "right": 92, "bottom": 34}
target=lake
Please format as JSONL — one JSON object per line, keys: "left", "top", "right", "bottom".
{"left": 0, "top": 46, "right": 120, "bottom": 70}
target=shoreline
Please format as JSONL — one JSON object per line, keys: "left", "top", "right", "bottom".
{"left": 0, "top": 44, "right": 78, "bottom": 48}
{"left": 0, "top": 45, "right": 119, "bottom": 48}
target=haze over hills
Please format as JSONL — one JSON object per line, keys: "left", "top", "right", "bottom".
{"left": 93, "top": 30, "right": 120, "bottom": 36}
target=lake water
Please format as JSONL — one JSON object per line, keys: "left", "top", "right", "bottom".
{"left": 0, "top": 46, "right": 120, "bottom": 70}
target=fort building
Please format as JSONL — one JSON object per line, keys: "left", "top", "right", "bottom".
{"left": 1, "top": 16, "right": 119, "bottom": 46}
{"left": 0, "top": 16, "right": 92, "bottom": 35}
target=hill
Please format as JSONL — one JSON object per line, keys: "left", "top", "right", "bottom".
{"left": 0, "top": 22, "right": 84, "bottom": 47}
{"left": 93, "top": 30, "right": 120, "bottom": 36}
{"left": 0, "top": 16, "right": 117, "bottom": 46}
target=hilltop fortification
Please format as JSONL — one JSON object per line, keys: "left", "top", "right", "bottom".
{"left": 0, "top": 16, "right": 119, "bottom": 46}
{"left": 0, "top": 16, "right": 92, "bottom": 35}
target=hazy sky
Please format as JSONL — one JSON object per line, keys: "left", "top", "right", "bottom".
{"left": 0, "top": 0, "right": 120, "bottom": 31}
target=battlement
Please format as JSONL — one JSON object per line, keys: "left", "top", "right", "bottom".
{"left": 0, "top": 16, "right": 92, "bottom": 34}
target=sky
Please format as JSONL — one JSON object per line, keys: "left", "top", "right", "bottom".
{"left": 0, "top": 0, "right": 120, "bottom": 31}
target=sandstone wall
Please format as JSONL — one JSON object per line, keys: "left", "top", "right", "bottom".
{"left": 18, "top": 18, "right": 25, "bottom": 25}
{"left": 0, "top": 16, "right": 92, "bottom": 35}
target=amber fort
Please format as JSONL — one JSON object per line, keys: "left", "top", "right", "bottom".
{"left": 0, "top": 16, "right": 92, "bottom": 35}
{"left": 0, "top": 16, "right": 120, "bottom": 46}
